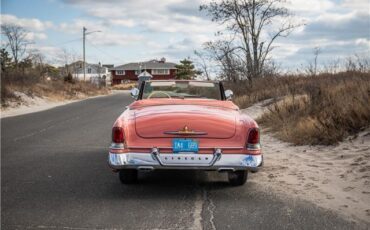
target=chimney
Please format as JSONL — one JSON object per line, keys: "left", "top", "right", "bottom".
{"left": 159, "top": 57, "right": 166, "bottom": 63}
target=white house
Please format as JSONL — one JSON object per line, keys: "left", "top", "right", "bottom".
{"left": 61, "top": 61, "right": 112, "bottom": 83}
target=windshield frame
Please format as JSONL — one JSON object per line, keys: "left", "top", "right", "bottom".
{"left": 137, "top": 80, "right": 226, "bottom": 101}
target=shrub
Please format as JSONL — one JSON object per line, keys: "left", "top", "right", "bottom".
{"left": 227, "top": 72, "right": 370, "bottom": 145}
{"left": 64, "top": 73, "right": 74, "bottom": 84}
{"left": 256, "top": 73, "right": 370, "bottom": 145}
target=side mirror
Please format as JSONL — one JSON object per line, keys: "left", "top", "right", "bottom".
{"left": 130, "top": 88, "right": 139, "bottom": 99}
{"left": 225, "top": 89, "right": 233, "bottom": 101}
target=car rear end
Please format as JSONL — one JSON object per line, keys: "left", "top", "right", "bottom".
{"left": 108, "top": 102, "right": 263, "bottom": 186}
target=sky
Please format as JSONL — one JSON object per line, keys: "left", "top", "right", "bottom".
{"left": 1, "top": 0, "right": 369, "bottom": 71}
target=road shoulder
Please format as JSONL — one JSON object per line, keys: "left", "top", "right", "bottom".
{"left": 242, "top": 101, "right": 370, "bottom": 226}
{"left": 0, "top": 90, "right": 129, "bottom": 119}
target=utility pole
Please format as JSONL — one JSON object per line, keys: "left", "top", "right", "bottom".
{"left": 83, "top": 27, "right": 86, "bottom": 81}
{"left": 82, "top": 27, "right": 101, "bottom": 82}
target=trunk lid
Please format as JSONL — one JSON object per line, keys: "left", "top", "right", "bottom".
{"left": 134, "top": 104, "right": 237, "bottom": 139}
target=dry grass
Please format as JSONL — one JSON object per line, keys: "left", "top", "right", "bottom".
{"left": 1, "top": 80, "right": 109, "bottom": 108}
{"left": 229, "top": 72, "right": 370, "bottom": 145}
{"left": 110, "top": 82, "right": 137, "bottom": 90}
{"left": 226, "top": 75, "right": 309, "bottom": 108}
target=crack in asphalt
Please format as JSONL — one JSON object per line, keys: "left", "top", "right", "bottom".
{"left": 195, "top": 182, "right": 217, "bottom": 230}
{"left": 192, "top": 187, "right": 204, "bottom": 230}
{"left": 2, "top": 225, "right": 110, "bottom": 230}
{"left": 12, "top": 116, "right": 81, "bottom": 142}
{"left": 13, "top": 124, "right": 56, "bottom": 142}
{"left": 205, "top": 190, "right": 216, "bottom": 230}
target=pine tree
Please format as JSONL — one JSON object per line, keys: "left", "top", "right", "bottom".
{"left": 175, "top": 58, "right": 201, "bottom": 80}
{"left": 0, "top": 48, "right": 13, "bottom": 73}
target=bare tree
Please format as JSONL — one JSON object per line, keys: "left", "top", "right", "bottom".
{"left": 344, "top": 53, "right": 370, "bottom": 73}
{"left": 323, "top": 58, "right": 341, "bottom": 74}
{"left": 1, "top": 24, "right": 31, "bottom": 69}
{"left": 305, "top": 47, "right": 321, "bottom": 76}
{"left": 28, "top": 49, "right": 48, "bottom": 80}
{"left": 354, "top": 53, "right": 370, "bottom": 73}
{"left": 193, "top": 50, "right": 211, "bottom": 80}
{"left": 204, "top": 39, "right": 244, "bottom": 83}
{"left": 58, "top": 48, "right": 72, "bottom": 75}
{"left": 262, "top": 59, "right": 280, "bottom": 77}
{"left": 313, "top": 47, "right": 321, "bottom": 76}
{"left": 57, "top": 48, "right": 80, "bottom": 77}
{"left": 200, "top": 0, "right": 300, "bottom": 81}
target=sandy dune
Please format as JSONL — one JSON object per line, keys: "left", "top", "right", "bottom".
{"left": 0, "top": 91, "right": 125, "bottom": 119}
{"left": 1, "top": 92, "right": 78, "bottom": 119}
{"left": 243, "top": 100, "right": 370, "bottom": 225}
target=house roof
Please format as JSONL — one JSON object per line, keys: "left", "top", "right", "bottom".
{"left": 61, "top": 61, "right": 108, "bottom": 69}
{"left": 111, "top": 59, "right": 177, "bottom": 70}
{"left": 138, "top": 70, "right": 153, "bottom": 78}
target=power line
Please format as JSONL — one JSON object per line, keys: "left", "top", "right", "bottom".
{"left": 85, "top": 38, "right": 126, "bottom": 64}
{"left": 45, "top": 37, "right": 83, "bottom": 48}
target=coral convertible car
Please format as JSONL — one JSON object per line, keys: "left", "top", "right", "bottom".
{"left": 108, "top": 80, "right": 263, "bottom": 186}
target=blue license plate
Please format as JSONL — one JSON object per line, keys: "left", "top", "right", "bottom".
{"left": 172, "top": 139, "right": 199, "bottom": 153}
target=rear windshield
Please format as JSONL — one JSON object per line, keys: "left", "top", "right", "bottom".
{"left": 142, "top": 81, "right": 221, "bottom": 100}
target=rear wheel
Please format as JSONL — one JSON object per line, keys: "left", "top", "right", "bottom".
{"left": 119, "top": 169, "right": 138, "bottom": 184}
{"left": 228, "top": 170, "right": 248, "bottom": 186}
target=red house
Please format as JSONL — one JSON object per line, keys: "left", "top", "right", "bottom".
{"left": 110, "top": 58, "right": 177, "bottom": 85}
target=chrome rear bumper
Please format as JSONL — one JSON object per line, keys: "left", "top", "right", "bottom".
{"left": 108, "top": 148, "right": 263, "bottom": 172}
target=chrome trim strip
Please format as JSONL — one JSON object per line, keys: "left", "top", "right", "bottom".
{"left": 163, "top": 131, "right": 207, "bottom": 135}
{"left": 126, "top": 146, "right": 244, "bottom": 150}
{"left": 246, "top": 143, "right": 261, "bottom": 151}
{"left": 110, "top": 143, "right": 124, "bottom": 149}
{"left": 108, "top": 152, "right": 263, "bottom": 171}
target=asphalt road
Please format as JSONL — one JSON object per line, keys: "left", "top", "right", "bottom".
{"left": 1, "top": 92, "right": 364, "bottom": 230}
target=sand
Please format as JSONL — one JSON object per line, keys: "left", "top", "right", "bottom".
{"left": 243, "top": 100, "right": 370, "bottom": 225}
{"left": 0, "top": 92, "right": 79, "bottom": 119}
{"left": 0, "top": 91, "right": 126, "bottom": 119}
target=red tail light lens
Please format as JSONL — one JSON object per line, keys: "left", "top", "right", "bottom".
{"left": 247, "top": 128, "right": 260, "bottom": 150}
{"left": 112, "top": 127, "right": 124, "bottom": 143}
{"left": 248, "top": 128, "right": 259, "bottom": 144}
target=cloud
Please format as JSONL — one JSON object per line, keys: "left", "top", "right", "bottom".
{"left": 355, "top": 38, "right": 370, "bottom": 48}
{"left": 57, "top": 18, "right": 145, "bottom": 46}
{"left": 26, "top": 44, "right": 67, "bottom": 65}
{"left": 341, "top": 0, "right": 370, "bottom": 12}
{"left": 25, "top": 32, "right": 48, "bottom": 40}
{"left": 1, "top": 14, "right": 54, "bottom": 31}
{"left": 58, "top": 19, "right": 106, "bottom": 34}
{"left": 109, "top": 19, "right": 136, "bottom": 27}
{"left": 86, "top": 33, "right": 144, "bottom": 46}
{"left": 62, "top": 0, "right": 218, "bottom": 34}
{"left": 267, "top": 2, "right": 370, "bottom": 70}
{"left": 298, "top": 11, "right": 370, "bottom": 41}
{"left": 57, "top": 0, "right": 220, "bottom": 61}
{"left": 1, "top": 14, "right": 52, "bottom": 43}
{"left": 143, "top": 37, "right": 206, "bottom": 61}
{"left": 286, "top": 0, "right": 335, "bottom": 15}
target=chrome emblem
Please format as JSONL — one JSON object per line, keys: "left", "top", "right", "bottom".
{"left": 180, "top": 125, "right": 191, "bottom": 134}
{"left": 164, "top": 125, "right": 207, "bottom": 135}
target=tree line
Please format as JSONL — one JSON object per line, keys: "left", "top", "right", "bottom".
{"left": 1, "top": 24, "right": 60, "bottom": 83}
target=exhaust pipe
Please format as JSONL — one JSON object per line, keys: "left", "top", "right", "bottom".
{"left": 137, "top": 166, "right": 154, "bottom": 171}
{"left": 218, "top": 167, "right": 236, "bottom": 172}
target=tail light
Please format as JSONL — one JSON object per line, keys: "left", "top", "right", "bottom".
{"left": 112, "top": 127, "right": 124, "bottom": 143}
{"left": 247, "top": 128, "right": 260, "bottom": 150}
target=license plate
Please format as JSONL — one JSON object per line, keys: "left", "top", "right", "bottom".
{"left": 172, "top": 139, "right": 199, "bottom": 153}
